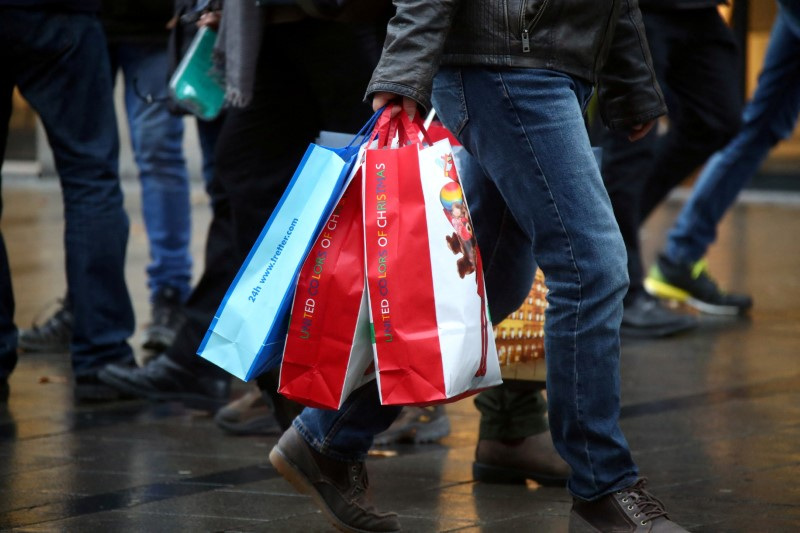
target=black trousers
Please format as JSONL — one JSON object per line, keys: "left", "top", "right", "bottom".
{"left": 595, "top": 7, "right": 743, "bottom": 298}
{"left": 167, "top": 17, "right": 384, "bottom": 395}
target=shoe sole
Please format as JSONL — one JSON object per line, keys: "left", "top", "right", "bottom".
{"left": 214, "top": 414, "right": 280, "bottom": 436}
{"left": 97, "top": 369, "right": 227, "bottom": 413}
{"left": 568, "top": 512, "right": 604, "bottom": 533}
{"left": 74, "top": 383, "right": 128, "bottom": 403}
{"left": 619, "top": 320, "right": 697, "bottom": 339}
{"left": 269, "top": 447, "right": 385, "bottom": 533}
{"left": 472, "top": 461, "right": 567, "bottom": 487}
{"left": 17, "top": 341, "right": 70, "bottom": 354}
{"left": 141, "top": 327, "right": 176, "bottom": 352}
{"left": 372, "top": 416, "right": 451, "bottom": 446}
{"left": 644, "top": 278, "right": 746, "bottom": 316}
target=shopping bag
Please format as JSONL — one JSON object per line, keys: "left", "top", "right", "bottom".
{"left": 363, "top": 111, "right": 501, "bottom": 405}
{"left": 494, "top": 268, "right": 548, "bottom": 381}
{"left": 279, "top": 173, "right": 375, "bottom": 409}
{"left": 168, "top": 26, "right": 225, "bottom": 121}
{"left": 424, "top": 113, "right": 549, "bottom": 382}
{"left": 197, "top": 110, "right": 382, "bottom": 381}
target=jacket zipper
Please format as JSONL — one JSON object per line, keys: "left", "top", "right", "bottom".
{"left": 520, "top": 0, "right": 551, "bottom": 53}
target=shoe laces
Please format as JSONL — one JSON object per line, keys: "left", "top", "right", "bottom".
{"left": 349, "top": 462, "right": 369, "bottom": 498}
{"left": 617, "top": 478, "right": 670, "bottom": 526}
{"left": 29, "top": 299, "right": 72, "bottom": 337}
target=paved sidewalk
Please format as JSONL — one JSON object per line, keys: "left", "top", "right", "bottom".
{"left": 1, "top": 177, "right": 798, "bottom": 532}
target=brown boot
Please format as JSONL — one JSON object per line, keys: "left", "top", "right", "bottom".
{"left": 269, "top": 426, "right": 401, "bottom": 533}
{"left": 214, "top": 387, "right": 280, "bottom": 436}
{"left": 473, "top": 430, "right": 570, "bottom": 486}
{"left": 569, "top": 478, "right": 689, "bottom": 532}
{"left": 373, "top": 405, "right": 451, "bottom": 445}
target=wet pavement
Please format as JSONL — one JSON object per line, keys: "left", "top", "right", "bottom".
{"left": 1, "top": 175, "right": 799, "bottom": 532}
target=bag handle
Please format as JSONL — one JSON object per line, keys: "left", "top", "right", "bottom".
{"left": 368, "top": 106, "right": 397, "bottom": 149}
{"left": 343, "top": 107, "right": 386, "bottom": 150}
{"left": 368, "top": 104, "right": 437, "bottom": 149}
{"left": 397, "top": 110, "right": 434, "bottom": 146}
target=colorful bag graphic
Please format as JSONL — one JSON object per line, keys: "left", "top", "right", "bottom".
{"left": 197, "top": 110, "right": 382, "bottom": 381}
{"left": 424, "top": 114, "right": 549, "bottom": 383}
{"left": 279, "top": 174, "right": 375, "bottom": 409}
{"left": 494, "top": 268, "right": 548, "bottom": 382}
{"left": 363, "top": 111, "right": 501, "bottom": 405}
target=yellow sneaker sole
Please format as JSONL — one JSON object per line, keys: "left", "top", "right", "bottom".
{"left": 644, "top": 276, "right": 690, "bottom": 302}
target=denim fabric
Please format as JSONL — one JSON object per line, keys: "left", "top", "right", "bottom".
{"left": 779, "top": 0, "right": 800, "bottom": 34}
{"left": 297, "top": 67, "right": 638, "bottom": 501}
{"left": 0, "top": 9, "right": 134, "bottom": 374}
{"left": 110, "top": 43, "right": 192, "bottom": 302}
{"left": 665, "top": 8, "right": 800, "bottom": 264}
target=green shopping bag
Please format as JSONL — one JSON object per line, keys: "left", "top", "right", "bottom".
{"left": 168, "top": 26, "right": 225, "bottom": 121}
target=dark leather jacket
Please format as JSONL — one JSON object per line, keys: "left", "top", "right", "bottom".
{"left": 367, "top": 0, "right": 667, "bottom": 131}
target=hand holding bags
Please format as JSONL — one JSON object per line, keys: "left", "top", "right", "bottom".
{"left": 363, "top": 112, "right": 502, "bottom": 405}
{"left": 197, "top": 110, "right": 382, "bottom": 381}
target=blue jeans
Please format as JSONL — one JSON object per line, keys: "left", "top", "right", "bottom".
{"left": 0, "top": 9, "right": 134, "bottom": 378}
{"left": 296, "top": 67, "right": 638, "bottom": 501}
{"left": 664, "top": 7, "right": 800, "bottom": 265}
{"left": 110, "top": 43, "right": 193, "bottom": 302}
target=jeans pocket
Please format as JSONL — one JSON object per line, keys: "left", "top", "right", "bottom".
{"left": 432, "top": 68, "right": 469, "bottom": 137}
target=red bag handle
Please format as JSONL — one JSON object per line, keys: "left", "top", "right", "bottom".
{"left": 371, "top": 104, "right": 437, "bottom": 149}
{"left": 397, "top": 110, "right": 434, "bottom": 146}
{"left": 369, "top": 106, "right": 395, "bottom": 149}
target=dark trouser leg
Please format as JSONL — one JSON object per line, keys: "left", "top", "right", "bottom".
{"left": 475, "top": 382, "right": 548, "bottom": 440}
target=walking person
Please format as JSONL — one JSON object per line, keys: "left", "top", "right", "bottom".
{"left": 1, "top": 0, "right": 135, "bottom": 402}
{"left": 594, "top": 0, "right": 744, "bottom": 336}
{"left": 645, "top": 0, "right": 799, "bottom": 314}
{"left": 268, "top": 1, "right": 690, "bottom": 531}
{"left": 97, "top": 2, "right": 393, "bottom": 426}
{"left": 18, "top": 0, "right": 213, "bottom": 356}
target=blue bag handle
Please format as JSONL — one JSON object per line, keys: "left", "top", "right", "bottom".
{"left": 332, "top": 107, "right": 386, "bottom": 161}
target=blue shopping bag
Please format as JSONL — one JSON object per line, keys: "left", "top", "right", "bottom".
{"left": 197, "top": 110, "right": 382, "bottom": 381}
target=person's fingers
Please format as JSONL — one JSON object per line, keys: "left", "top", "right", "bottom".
{"left": 372, "top": 92, "right": 397, "bottom": 112}
{"left": 628, "top": 119, "right": 656, "bottom": 142}
{"left": 402, "top": 97, "right": 417, "bottom": 120}
{"left": 198, "top": 11, "right": 221, "bottom": 29}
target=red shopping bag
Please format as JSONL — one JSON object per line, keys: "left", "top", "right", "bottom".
{"left": 363, "top": 111, "right": 501, "bottom": 406}
{"left": 279, "top": 172, "right": 375, "bottom": 409}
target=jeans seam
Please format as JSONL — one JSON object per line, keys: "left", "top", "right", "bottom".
{"left": 494, "top": 69, "right": 596, "bottom": 493}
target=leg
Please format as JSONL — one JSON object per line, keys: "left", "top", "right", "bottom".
{"left": 0, "top": 77, "right": 16, "bottom": 398}
{"left": 666, "top": 11, "right": 800, "bottom": 264}
{"left": 645, "top": 13, "right": 800, "bottom": 315}
{"left": 117, "top": 43, "right": 191, "bottom": 351}
{"left": 14, "top": 12, "right": 134, "bottom": 382}
{"left": 433, "top": 66, "right": 636, "bottom": 500}
{"left": 637, "top": 8, "right": 743, "bottom": 221}
{"left": 97, "top": 152, "right": 238, "bottom": 412}
{"left": 220, "top": 19, "right": 376, "bottom": 425}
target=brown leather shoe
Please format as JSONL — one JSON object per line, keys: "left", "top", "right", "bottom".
{"left": 269, "top": 426, "right": 401, "bottom": 533}
{"left": 214, "top": 387, "right": 280, "bottom": 436}
{"left": 373, "top": 405, "right": 450, "bottom": 445}
{"left": 473, "top": 430, "right": 570, "bottom": 486}
{"left": 569, "top": 478, "right": 689, "bottom": 532}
